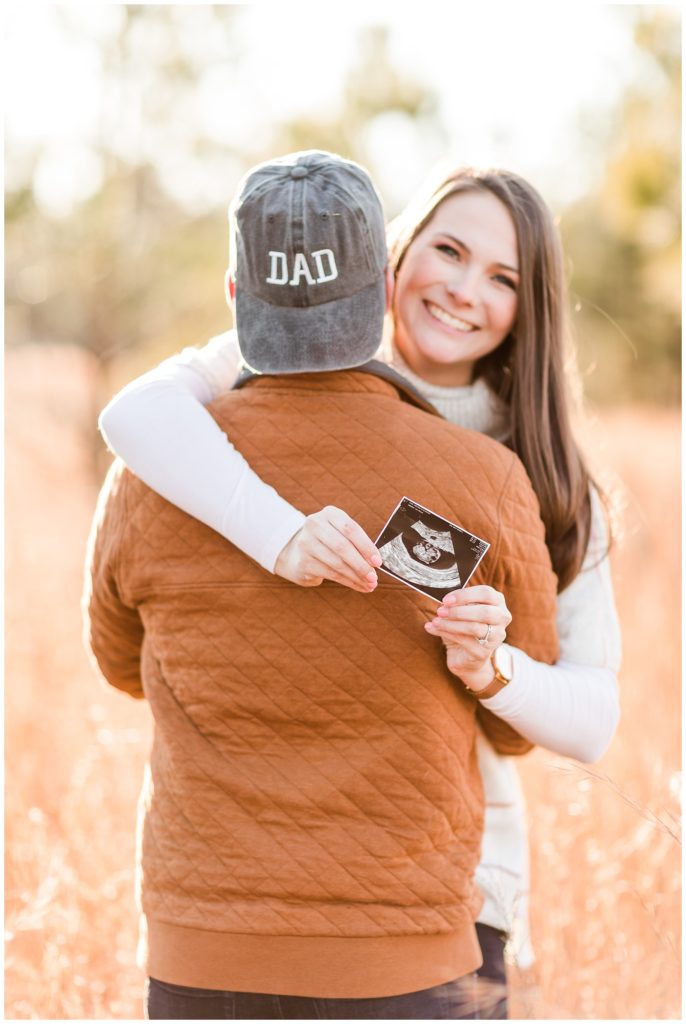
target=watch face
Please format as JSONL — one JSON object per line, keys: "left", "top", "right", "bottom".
{"left": 493, "top": 644, "right": 514, "bottom": 682}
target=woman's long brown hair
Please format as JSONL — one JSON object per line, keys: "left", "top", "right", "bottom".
{"left": 388, "top": 166, "right": 608, "bottom": 592}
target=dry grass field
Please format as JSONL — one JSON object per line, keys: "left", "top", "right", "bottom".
{"left": 4, "top": 344, "right": 681, "bottom": 1020}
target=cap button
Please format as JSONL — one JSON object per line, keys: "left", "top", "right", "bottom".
{"left": 290, "top": 166, "right": 308, "bottom": 179}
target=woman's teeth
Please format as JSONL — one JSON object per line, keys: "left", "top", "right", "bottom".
{"left": 426, "top": 302, "right": 476, "bottom": 332}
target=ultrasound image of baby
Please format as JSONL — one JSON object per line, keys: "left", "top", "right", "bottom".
{"left": 378, "top": 520, "right": 462, "bottom": 590}
{"left": 375, "top": 497, "right": 490, "bottom": 602}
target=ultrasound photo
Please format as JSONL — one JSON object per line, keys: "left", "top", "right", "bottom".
{"left": 374, "top": 497, "right": 490, "bottom": 602}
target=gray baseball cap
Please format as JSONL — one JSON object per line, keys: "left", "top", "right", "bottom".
{"left": 230, "top": 150, "right": 387, "bottom": 374}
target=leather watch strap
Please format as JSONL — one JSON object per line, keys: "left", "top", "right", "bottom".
{"left": 469, "top": 649, "right": 512, "bottom": 700}
{"left": 471, "top": 674, "right": 507, "bottom": 701}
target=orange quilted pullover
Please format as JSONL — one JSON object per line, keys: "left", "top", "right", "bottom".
{"left": 85, "top": 369, "right": 559, "bottom": 998}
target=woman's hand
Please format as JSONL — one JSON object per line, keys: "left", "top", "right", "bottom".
{"left": 425, "top": 585, "right": 512, "bottom": 690}
{"left": 274, "top": 506, "right": 382, "bottom": 593}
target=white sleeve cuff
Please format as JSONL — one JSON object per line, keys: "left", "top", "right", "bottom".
{"left": 220, "top": 468, "right": 306, "bottom": 573}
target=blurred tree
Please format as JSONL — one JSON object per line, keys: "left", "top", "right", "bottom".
{"left": 6, "top": 161, "right": 228, "bottom": 473}
{"left": 561, "top": 7, "right": 680, "bottom": 405}
{"left": 5, "top": 5, "right": 244, "bottom": 474}
{"left": 267, "top": 24, "right": 444, "bottom": 199}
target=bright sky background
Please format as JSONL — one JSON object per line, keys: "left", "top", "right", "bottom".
{"left": 4, "top": 3, "right": 661, "bottom": 217}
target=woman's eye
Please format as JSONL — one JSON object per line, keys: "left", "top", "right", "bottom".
{"left": 436, "top": 243, "right": 461, "bottom": 259}
{"left": 494, "top": 274, "right": 517, "bottom": 291}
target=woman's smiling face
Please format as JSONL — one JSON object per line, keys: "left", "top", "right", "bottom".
{"left": 392, "top": 189, "right": 520, "bottom": 387}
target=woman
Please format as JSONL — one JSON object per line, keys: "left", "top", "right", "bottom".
{"left": 100, "top": 164, "right": 621, "bottom": 1017}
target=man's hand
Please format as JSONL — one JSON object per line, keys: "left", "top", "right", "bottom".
{"left": 274, "top": 506, "right": 382, "bottom": 593}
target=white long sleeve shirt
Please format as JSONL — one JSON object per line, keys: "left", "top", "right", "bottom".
{"left": 99, "top": 330, "right": 621, "bottom": 963}
{"left": 100, "top": 334, "right": 306, "bottom": 572}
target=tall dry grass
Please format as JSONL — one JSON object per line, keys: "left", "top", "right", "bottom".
{"left": 4, "top": 345, "right": 681, "bottom": 1020}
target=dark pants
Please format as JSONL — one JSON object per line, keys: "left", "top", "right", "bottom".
{"left": 146, "top": 924, "right": 508, "bottom": 1020}
{"left": 474, "top": 922, "right": 508, "bottom": 1019}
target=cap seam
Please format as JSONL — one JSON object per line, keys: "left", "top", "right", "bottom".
{"left": 316, "top": 178, "right": 381, "bottom": 275}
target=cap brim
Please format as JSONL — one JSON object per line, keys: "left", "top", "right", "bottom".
{"left": 235, "top": 276, "right": 386, "bottom": 375}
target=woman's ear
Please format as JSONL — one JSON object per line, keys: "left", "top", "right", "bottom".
{"left": 224, "top": 269, "right": 236, "bottom": 307}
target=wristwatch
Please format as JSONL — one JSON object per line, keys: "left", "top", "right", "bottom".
{"left": 471, "top": 645, "right": 514, "bottom": 700}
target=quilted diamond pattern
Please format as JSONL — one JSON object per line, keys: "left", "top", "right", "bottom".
{"left": 86, "top": 370, "right": 558, "bottom": 945}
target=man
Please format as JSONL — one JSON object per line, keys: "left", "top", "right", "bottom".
{"left": 84, "top": 151, "right": 559, "bottom": 1020}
